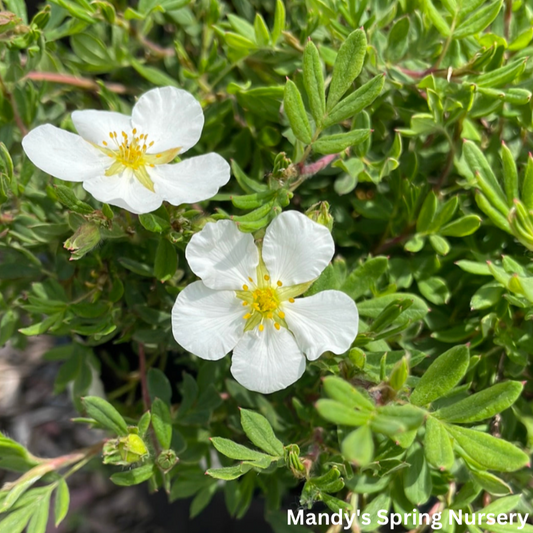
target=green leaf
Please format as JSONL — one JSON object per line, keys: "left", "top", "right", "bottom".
{"left": 501, "top": 142, "right": 518, "bottom": 206}
{"left": 429, "top": 234, "right": 451, "bottom": 255}
{"left": 0, "top": 506, "right": 33, "bottom": 533}
{"left": 139, "top": 213, "right": 171, "bottom": 233}
{"left": 316, "top": 399, "right": 372, "bottom": 426}
{"left": 418, "top": 276, "right": 450, "bottom": 305}
{"left": 253, "top": 14, "right": 270, "bottom": 46}
{"left": 154, "top": 237, "right": 177, "bottom": 282}
{"left": 434, "top": 381, "right": 523, "bottom": 423}
{"left": 206, "top": 463, "right": 253, "bottom": 480}
{"left": 417, "top": 191, "right": 438, "bottom": 233}
{"left": 473, "top": 57, "right": 527, "bottom": 88}
{"left": 271, "top": 0, "right": 285, "bottom": 44}
{"left": 470, "top": 471, "right": 511, "bottom": 497}
{"left": 53, "top": 185, "right": 93, "bottom": 214}
{"left": 151, "top": 398, "right": 173, "bottom": 449}
{"left": 453, "top": 0, "right": 503, "bottom": 38}
{"left": 324, "top": 75, "right": 384, "bottom": 128}
{"left": 422, "top": 0, "right": 450, "bottom": 36}
{"left": 425, "top": 416, "right": 454, "bottom": 470}
{"left": 110, "top": 464, "right": 154, "bottom": 486}
{"left": 327, "top": 29, "right": 367, "bottom": 111}
{"left": 440, "top": 215, "right": 481, "bottom": 237}
{"left": 54, "top": 479, "right": 70, "bottom": 527}
{"left": 410, "top": 345, "right": 470, "bottom": 406}
{"left": 322, "top": 376, "right": 375, "bottom": 411}
{"left": 522, "top": 154, "right": 533, "bottom": 210}
{"left": 358, "top": 293, "right": 429, "bottom": 322}
{"left": 312, "top": 129, "right": 371, "bottom": 154}
{"left": 341, "top": 425, "right": 374, "bottom": 465}
{"left": 447, "top": 425, "right": 529, "bottom": 472}
{"left": 284, "top": 80, "right": 313, "bottom": 144}
{"left": 210, "top": 437, "right": 273, "bottom": 461}
{"left": 81, "top": 396, "right": 128, "bottom": 436}
{"left": 403, "top": 443, "right": 432, "bottom": 505}
{"left": 341, "top": 256, "right": 388, "bottom": 299}
{"left": 239, "top": 409, "right": 284, "bottom": 457}
{"left": 303, "top": 41, "right": 326, "bottom": 126}
{"left": 27, "top": 490, "right": 51, "bottom": 533}
{"left": 386, "top": 17, "right": 410, "bottom": 62}
{"left": 131, "top": 59, "right": 179, "bottom": 87}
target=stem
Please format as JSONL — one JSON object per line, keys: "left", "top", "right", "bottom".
{"left": 434, "top": 16, "right": 456, "bottom": 70}
{"left": 0, "top": 74, "right": 27, "bottom": 136}
{"left": 24, "top": 72, "right": 128, "bottom": 94}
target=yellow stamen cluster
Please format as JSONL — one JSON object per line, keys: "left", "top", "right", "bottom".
{"left": 105, "top": 130, "right": 154, "bottom": 170}
{"left": 238, "top": 276, "right": 293, "bottom": 333}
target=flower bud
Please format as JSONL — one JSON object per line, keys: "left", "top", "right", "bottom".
{"left": 156, "top": 449, "right": 178, "bottom": 473}
{"left": 305, "top": 201, "right": 334, "bottom": 231}
{"left": 0, "top": 11, "right": 18, "bottom": 34}
{"left": 103, "top": 434, "right": 149, "bottom": 466}
{"left": 64, "top": 223, "right": 100, "bottom": 261}
{"left": 285, "top": 444, "right": 306, "bottom": 478}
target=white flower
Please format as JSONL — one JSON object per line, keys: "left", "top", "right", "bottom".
{"left": 172, "top": 211, "right": 359, "bottom": 394}
{"left": 21, "top": 86, "right": 230, "bottom": 215}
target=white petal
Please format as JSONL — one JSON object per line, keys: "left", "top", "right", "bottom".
{"left": 186, "top": 220, "right": 259, "bottom": 291}
{"left": 150, "top": 153, "right": 230, "bottom": 205}
{"left": 71, "top": 110, "right": 132, "bottom": 145}
{"left": 231, "top": 322, "right": 306, "bottom": 393}
{"left": 22, "top": 124, "right": 106, "bottom": 182}
{"left": 283, "top": 290, "right": 359, "bottom": 361}
{"left": 131, "top": 87, "right": 204, "bottom": 154}
{"left": 172, "top": 281, "right": 244, "bottom": 360}
{"left": 262, "top": 211, "right": 334, "bottom": 286}
{"left": 82, "top": 169, "right": 162, "bottom": 214}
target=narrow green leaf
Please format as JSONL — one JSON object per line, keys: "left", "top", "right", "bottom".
{"left": 522, "top": 154, "right": 533, "bottom": 210}
{"left": 324, "top": 75, "right": 384, "bottom": 128}
{"left": 271, "top": 0, "right": 285, "bottom": 44}
{"left": 425, "top": 416, "right": 454, "bottom": 470}
{"left": 27, "top": 490, "right": 51, "bottom": 533}
{"left": 410, "top": 345, "right": 470, "bottom": 406}
{"left": 284, "top": 80, "right": 313, "bottom": 144}
{"left": 417, "top": 191, "right": 438, "bottom": 233}
{"left": 473, "top": 58, "right": 527, "bottom": 88}
{"left": 210, "top": 437, "right": 273, "bottom": 461}
{"left": 312, "top": 129, "right": 371, "bottom": 154}
{"left": 341, "top": 256, "right": 388, "bottom": 299}
{"left": 447, "top": 425, "right": 529, "bottom": 472}
{"left": 110, "top": 464, "right": 154, "bottom": 486}
{"left": 54, "top": 479, "right": 70, "bottom": 527}
{"left": 322, "top": 376, "right": 375, "bottom": 411}
{"left": 82, "top": 396, "right": 128, "bottom": 436}
{"left": 154, "top": 237, "right": 177, "bottom": 282}
{"left": 440, "top": 215, "right": 481, "bottom": 237}
{"left": 316, "top": 399, "right": 372, "bottom": 426}
{"left": 240, "top": 409, "right": 284, "bottom": 457}
{"left": 151, "top": 398, "right": 172, "bottom": 450}
{"left": 327, "top": 29, "right": 367, "bottom": 111}
{"left": 341, "top": 425, "right": 374, "bottom": 466}
{"left": 403, "top": 443, "right": 432, "bottom": 505}
{"left": 434, "top": 381, "right": 523, "bottom": 423}
{"left": 253, "top": 14, "right": 270, "bottom": 46}
{"left": 422, "top": 0, "right": 451, "bottom": 36}
{"left": 303, "top": 41, "right": 326, "bottom": 125}
{"left": 453, "top": 0, "right": 503, "bottom": 39}
{"left": 206, "top": 463, "right": 252, "bottom": 480}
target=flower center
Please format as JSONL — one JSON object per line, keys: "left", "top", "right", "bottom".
{"left": 252, "top": 287, "right": 278, "bottom": 314}
{"left": 105, "top": 129, "right": 153, "bottom": 170}
{"left": 238, "top": 275, "right": 289, "bottom": 333}
{"left": 96, "top": 129, "right": 180, "bottom": 193}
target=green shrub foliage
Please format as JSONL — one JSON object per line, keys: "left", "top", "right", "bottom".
{"left": 0, "top": 0, "right": 532, "bottom": 529}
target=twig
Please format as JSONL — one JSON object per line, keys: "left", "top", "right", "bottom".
{"left": 24, "top": 72, "right": 128, "bottom": 94}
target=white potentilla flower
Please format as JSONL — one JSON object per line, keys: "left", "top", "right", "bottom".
{"left": 21, "top": 86, "right": 230, "bottom": 215}
{"left": 172, "top": 210, "right": 359, "bottom": 394}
